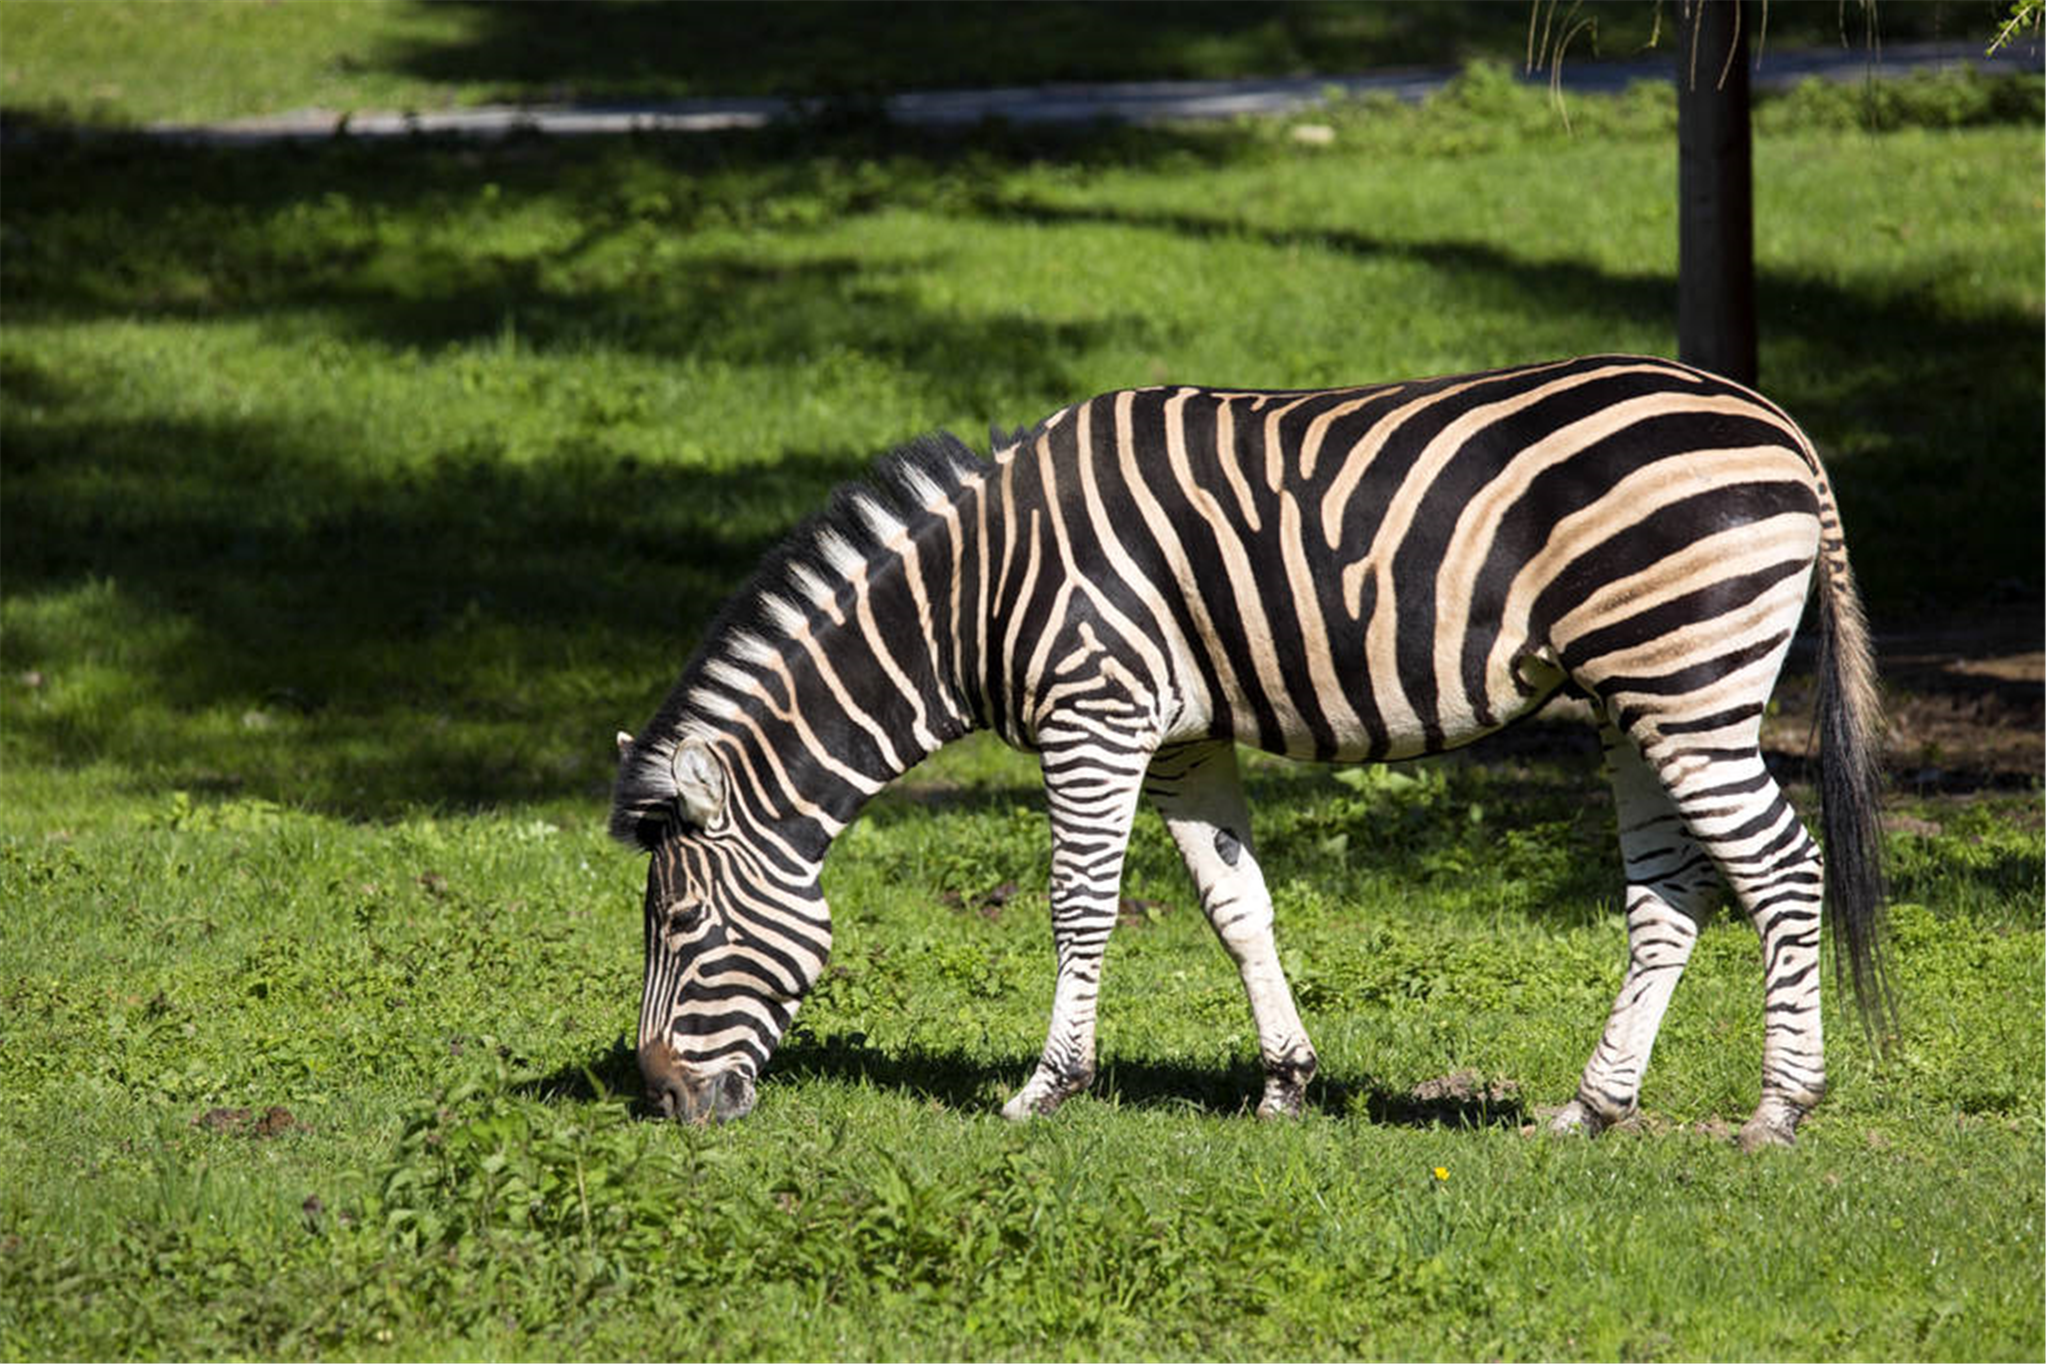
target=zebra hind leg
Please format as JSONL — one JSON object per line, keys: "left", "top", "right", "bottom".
{"left": 1551, "top": 721, "right": 1718, "bottom": 1137}
{"left": 1678, "top": 736, "right": 1827, "bottom": 1149}
{"left": 1708, "top": 748, "right": 1830, "bottom": 1150}
{"left": 1145, "top": 742, "right": 1318, "bottom": 1118}
{"left": 1559, "top": 719, "right": 1828, "bottom": 1149}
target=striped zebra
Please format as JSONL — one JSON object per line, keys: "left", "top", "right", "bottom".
{"left": 612, "top": 354, "right": 1891, "bottom": 1149}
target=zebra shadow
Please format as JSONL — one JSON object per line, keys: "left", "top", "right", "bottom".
{"left": 1092, "top": 1055, "right": 1528, "bottom": 1129}
{"left": 515, "top": 1035, "right": 1527, "bottom": 1129}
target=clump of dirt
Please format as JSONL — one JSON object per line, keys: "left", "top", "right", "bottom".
{"left": 192, "top": 1106, "right": 251, "bottom": 1132}
{"left": 1334, "top": 1069, "right": 1525, "bottom": 1126}
{"left": 1411, "top": 1069, "right": 1520, "bottom": 1106}
{"left": 191, "top": 1105, "right": 304, "bottom": 1139}
{"left": 940, "top": 880, "right": 1020, "bottom": 917}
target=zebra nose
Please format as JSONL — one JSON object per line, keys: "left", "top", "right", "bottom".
{"left": 638, "top": 1041, "right": 755, "bottom": 1123}
{"left": 638, "top": 1039, "right": 703, "bottom": 1122}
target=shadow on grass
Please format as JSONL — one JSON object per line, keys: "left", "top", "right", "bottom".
{"left": 377, "top": 1, "right": 1984, "bottom": 105}
{"left": 2, "top": 118, "right": 2037, "bottom": 824}
{"left": 969, "top": 192, "right": 2044, "bottom": 614}
{"left": 517, "top": 1032, "right": 1528, "bottom": 1129}
{"left": 0, "top": 386, "right": 877, "bottom": 810}
{"left": 380, "top": 1, "right": 1547, "bottom": 104}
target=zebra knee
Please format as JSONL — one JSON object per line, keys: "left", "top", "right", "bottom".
{"left": 1209, "top": 901, "right": 1276, "bottom": 955}
{"left": 1632, "top": 877, "right": 1718, "bottom": 935}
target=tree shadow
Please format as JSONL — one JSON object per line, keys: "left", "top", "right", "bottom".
{"left": 515, "top": 1031, "right": 1528, "bottom": 1129}
{"left": 4, "top": 95, "right": 2037, "bottom": 825}
{"left": 1, "top": 132, "right": 1150, "bottom": 407}
{"left": 374, "top": 1, "right": 1989, "bottom": 107}
{"left": 0, "top": 372, "right": 879, "bottom": 811}
{"left": 963, "top": 190, "right": 2043, "bottom": 613}
{"left": 378, "top": 2, "right": 1550, "bottom": 106}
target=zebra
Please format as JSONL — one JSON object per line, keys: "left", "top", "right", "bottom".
{"left": 611, "top": 354, "right": 1891, "bottom": 1149}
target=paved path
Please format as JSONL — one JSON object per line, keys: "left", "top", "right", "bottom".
{"left": 150, "top": 40, "right": 2038, "bottom": 145}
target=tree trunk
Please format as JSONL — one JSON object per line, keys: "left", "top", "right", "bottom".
{"left": 1676, "top": 0, "right": 1756, "bottom": 386}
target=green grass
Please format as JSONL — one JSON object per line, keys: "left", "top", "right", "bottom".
{"left": 2, "top": 44, "right": 2041, "bottom": 1364}
{"left": 3, "top": 0, "right": 1996, "bottom": 125}
{"left": 1, "top": 771, "right": 2040, "bottom": 1359}
{"left": 3, "top": 0, "right": 2011, "bottom": 125}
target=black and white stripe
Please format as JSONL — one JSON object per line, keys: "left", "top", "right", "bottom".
{"left": 614, "top": 353, "right": 1889, "bottom": 1145}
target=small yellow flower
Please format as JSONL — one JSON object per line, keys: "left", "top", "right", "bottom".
{"left": 1432, "top": 1166, "right": 1449, "bottom": 1182}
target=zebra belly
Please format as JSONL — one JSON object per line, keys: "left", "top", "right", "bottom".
{"left": 1183, "top": 608, "right": 1566, "bottom": 764}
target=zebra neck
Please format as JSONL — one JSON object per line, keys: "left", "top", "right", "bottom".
{"left": 721, "top": 518, "right": 984, "bottom": 856}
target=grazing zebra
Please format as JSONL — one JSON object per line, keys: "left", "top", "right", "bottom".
{"left": 612, "top": 354, "right": 1890, "bottom": 1149}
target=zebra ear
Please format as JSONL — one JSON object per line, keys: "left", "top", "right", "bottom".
{"left": 672, "top": 740, "right": 727, "bottom": 828}
{"left": 615, "top": 730, "right": 635, "bottom": 762}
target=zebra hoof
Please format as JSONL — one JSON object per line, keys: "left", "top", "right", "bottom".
{"left": 1255, "top": 1093, "right": 1304, "bottom": 1121}
{"left": 1253, "top": 1054, "right": 1316, "bottom": 1120}
{"left": 1737, "top": 1103, "right": 1802, "bottom": 1152}
{"left": 999, "top": 1093, "right": 1045, "bottom": 1121}
{"left": 999, "top": 1077, "right": 1076, "bottom": 1121}
{"left": 1546, "top": 1100, "right": 1602, "bottom": 1137}
{"left": 1737, "top": 1118, "right": 1796, "bottom": 1152}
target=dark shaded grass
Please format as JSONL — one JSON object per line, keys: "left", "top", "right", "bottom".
{"left": 190, "top": 0, "right": 2041, "bottom": 108}
{"left": 3, "top": 117, "right": 2038, "bottom": 827}
{"left": 3, "top": 0, "right": 2018, "bottom": 127}
{"left": 522, "top": 1026, "right": 1530, "bottom": 1128}
{"left": 383, "top": 0, "right": 1518, "bottom": 101}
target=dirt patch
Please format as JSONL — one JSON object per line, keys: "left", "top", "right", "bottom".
{"left": 1501, "top": 611, "right": 2042, "bottom": 797}
{"left": 1371, "top": 1069, "right": 1525, "bottom": 1127}
{"left": 1411, "top": 1069, "right": 1521, "bottom": 1106}
{"left": 191, "top": 1104, "right": 304, "bottom": 1139}
{"left": 939, "top": 881, "right": 1020, "bottom": 918}
{"left": 192, "top": 1106, "right": 251, "bottom": 1133}
{"left": 1756, "top": 614, "right": 2043, "bottom": 793}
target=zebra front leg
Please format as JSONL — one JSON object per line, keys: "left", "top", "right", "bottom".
{"left": 1553, "top": 724, "right": 1716, "bottom": 1137}
{"left": 1146, "top": 741, "right": 1317, "bottom": 1118}
{"left": 1001, "top": 738, "right": 1149, "bottom": 1121}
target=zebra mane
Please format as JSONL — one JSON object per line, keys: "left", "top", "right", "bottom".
{"left": 989, "top": 415, "right": 1056, "bottom": 456}
{"left": 610, "top": 430, "right": 990, "bottom": 848}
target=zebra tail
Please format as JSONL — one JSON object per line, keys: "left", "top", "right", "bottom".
{"left": 1816, "top": 537, "right": 1897, "bottom": 1050}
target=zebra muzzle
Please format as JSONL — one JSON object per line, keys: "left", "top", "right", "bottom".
{"left": 639, "top": 1040, "right": 757, "bottom": 1124}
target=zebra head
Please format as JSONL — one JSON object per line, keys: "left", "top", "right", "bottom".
{"left": 621, "top": 733, "right": 831, "bottom": 1124}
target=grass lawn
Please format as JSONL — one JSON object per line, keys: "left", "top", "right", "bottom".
{"left": 1, "top": 30, "right": 2041, "bottom": 1362}
{"left": 2, "top": 0, "right": 2004, "bottom": 123}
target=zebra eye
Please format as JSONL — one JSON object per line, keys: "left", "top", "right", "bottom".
{"left": 664, "top": 900, "right": 708, "bottom": 936}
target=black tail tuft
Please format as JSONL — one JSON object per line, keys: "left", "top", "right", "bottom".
{"left": 1817, "top": 556, "right": 1897, "bottom": 1049}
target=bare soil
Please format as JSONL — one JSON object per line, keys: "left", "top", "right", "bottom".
{"left": 1767, "top": 611, "right": 2044, "bottom": 796}
{"left": 1496, "top": 609, "right": 2043, "bottom": 800}
{"left": 191, "top": 1104, "right": 304, "bottom": 1139}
